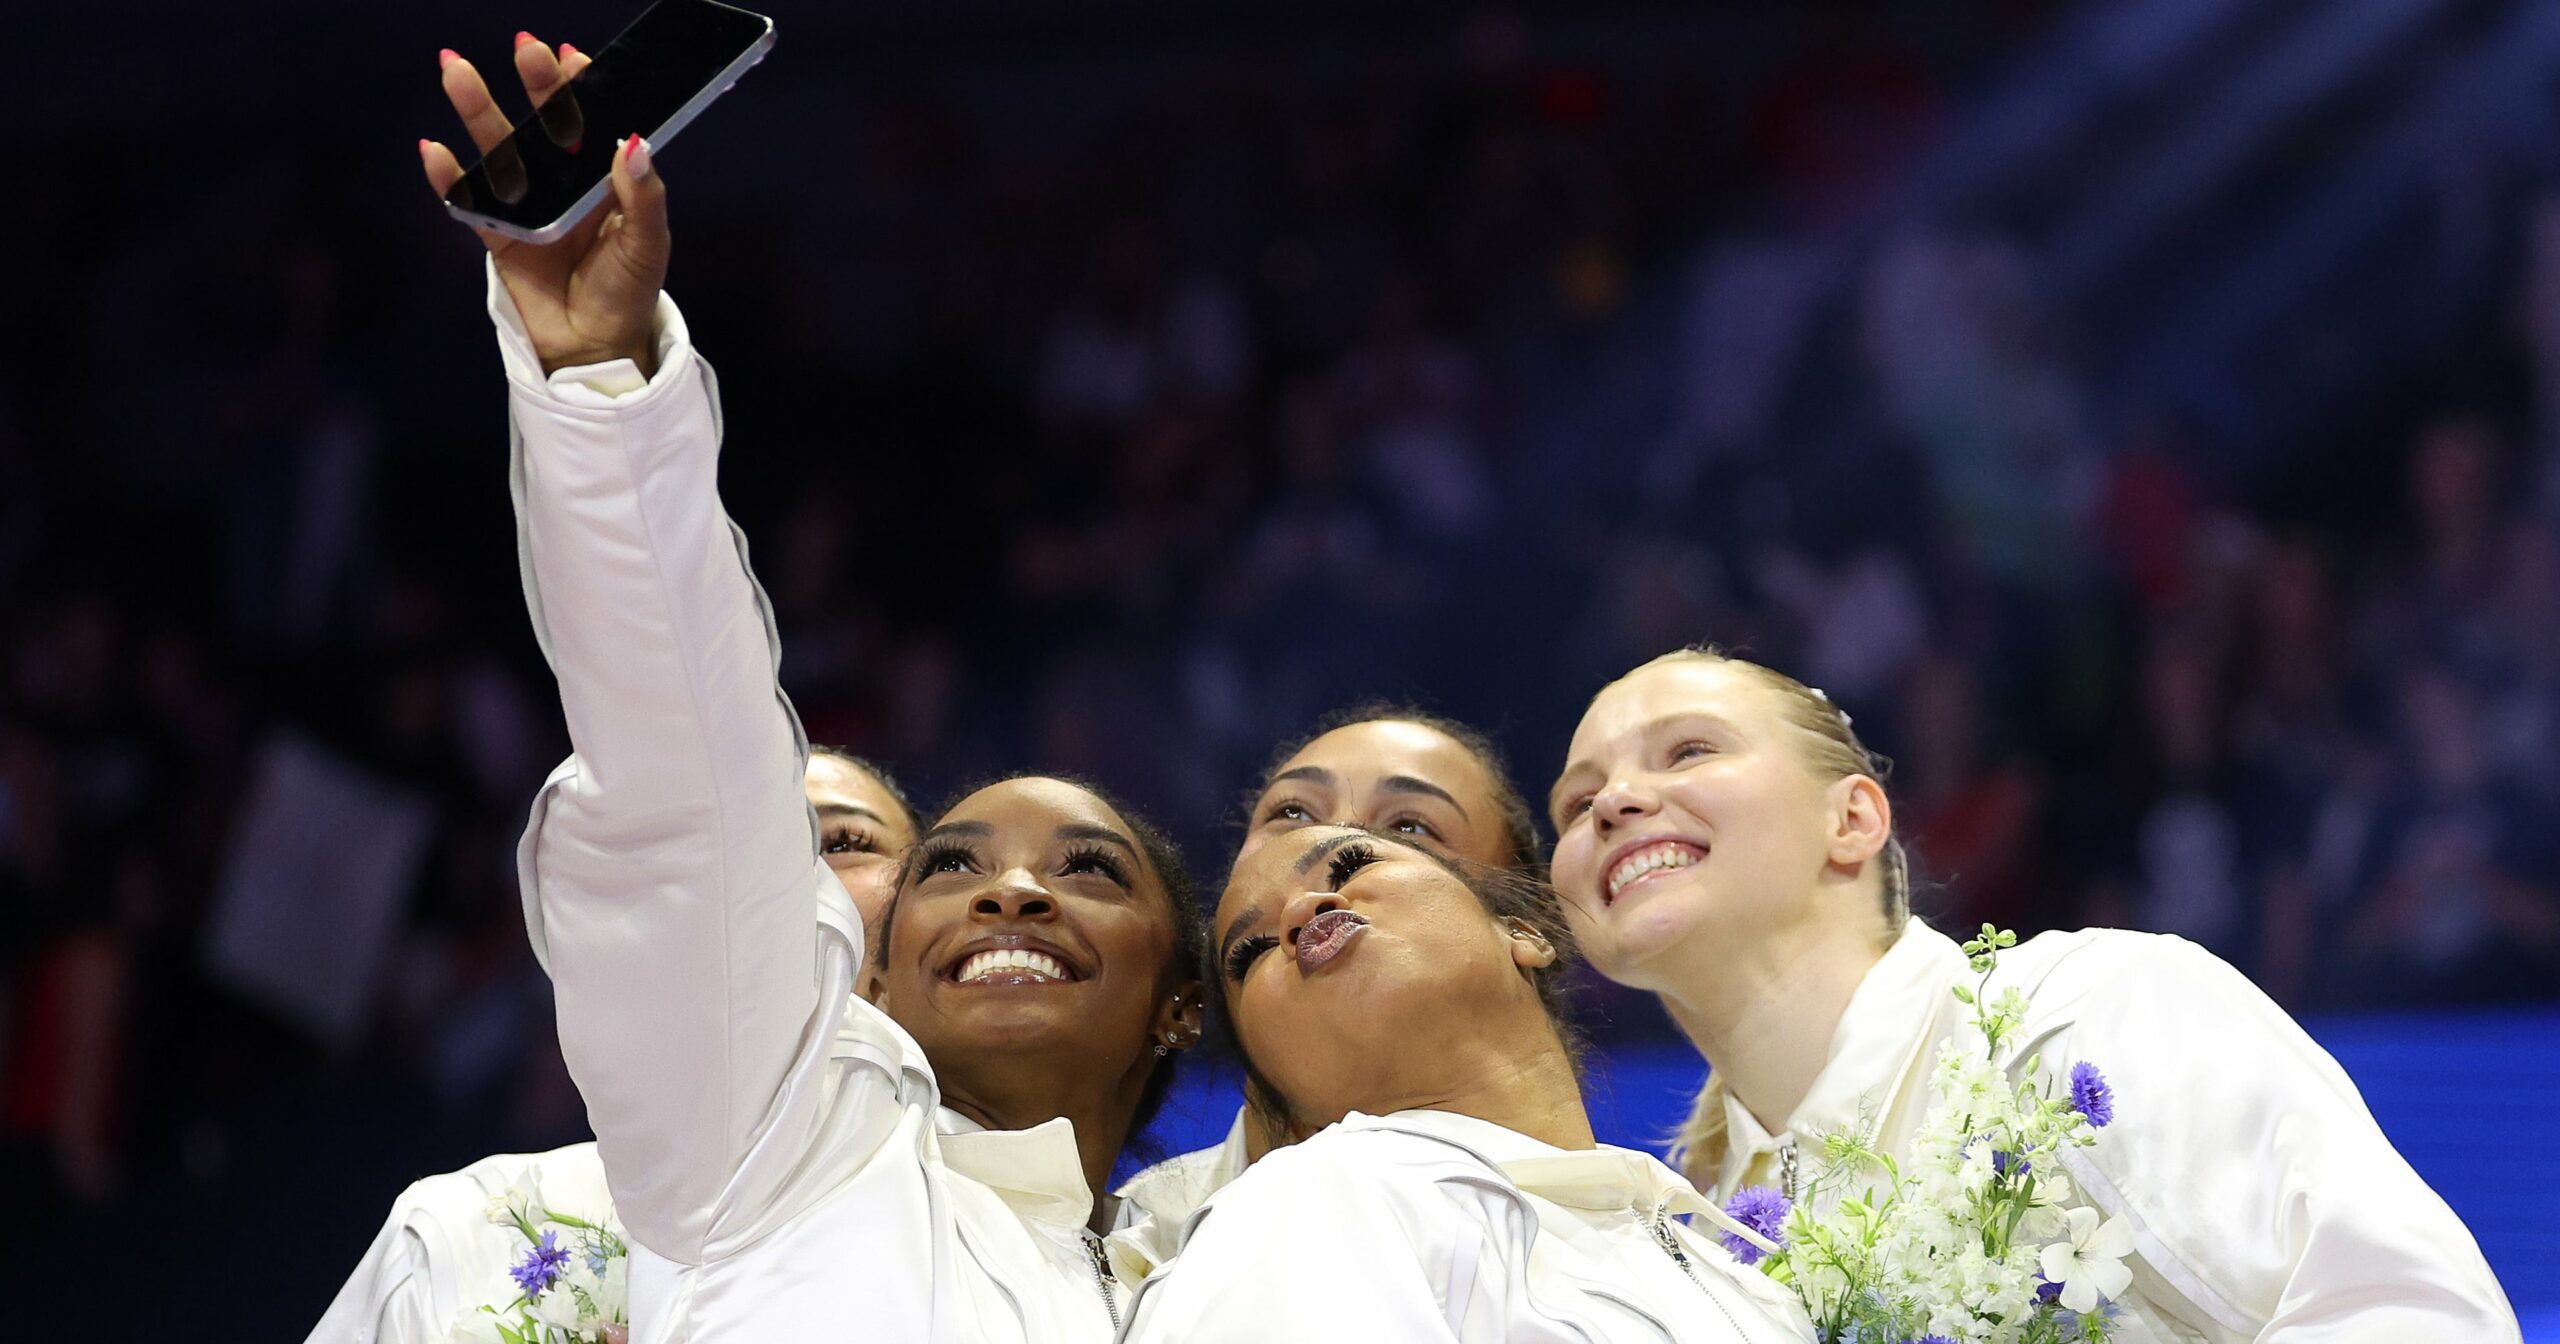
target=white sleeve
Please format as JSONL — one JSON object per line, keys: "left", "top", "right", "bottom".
{"left": 1121, "top": 1146, "right": 1475, "bottom": 1343}
{"left": 495, "top": 260, "right": 897, "bottom": 1266}
{"left": 307, "top": 1208, "right": 438, "bottom": 1344}
{"left": 2024, "top": 935, "right": 2520, "bottom": 1343}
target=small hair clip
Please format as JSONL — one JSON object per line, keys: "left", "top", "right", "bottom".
{"left": 1809, "top": 685, "right": 1852, "bottom": 727}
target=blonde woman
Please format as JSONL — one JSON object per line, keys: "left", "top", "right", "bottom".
{"left": 1546, "top": 647, "right": 2521, "bottom": 1342}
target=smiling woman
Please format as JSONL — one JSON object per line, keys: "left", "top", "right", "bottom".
{"left": 870, "top": 775, "right": 1206, "bottom": 1171}
{"left": 411, "top": 34, "right": 1231, "bottom": 1339}
{"left": 1117, "top": 824, "right": 1816, "bottom": 1343}
{"left": 1547, "top": 647, "right": 2521, "bottom": 1341}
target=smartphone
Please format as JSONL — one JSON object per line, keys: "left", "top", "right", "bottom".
{"left": 441, "top": 0, "right": 775, "bottom": 244}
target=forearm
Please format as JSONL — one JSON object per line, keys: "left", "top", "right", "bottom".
{"left": 499, "top": 262, "right": 828, "bottom": 1256}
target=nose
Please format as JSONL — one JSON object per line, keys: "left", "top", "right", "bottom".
{"left": 1591, "top": 777, "right": 1659, "bottom": 834}
{"left": 1279, "top": 889, "right": 1345, "bottom": 946}
{"left": 972, "top": 869, "right": 1057, "bottom": 921}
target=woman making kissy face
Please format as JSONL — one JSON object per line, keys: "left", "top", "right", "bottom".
{"left": 1119, "top": 825, "right": 1814, "bottom": 1342}
{"left": 1112, "top": 703, "right": 1546, "bottom": 1230}
{"left": 1547, "top": 648, "right": 2518, "bottom": 1343}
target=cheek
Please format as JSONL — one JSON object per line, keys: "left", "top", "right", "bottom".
{"left": 1552, "top": 827, "right": 1601, "bottom": 897}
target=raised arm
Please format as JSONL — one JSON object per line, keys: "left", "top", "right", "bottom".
{"left": 2026, "top": 934, "right": 2520, "bottom": 1343}
{"left": 422, "top": 36, "right": 876, "bottom": 1265}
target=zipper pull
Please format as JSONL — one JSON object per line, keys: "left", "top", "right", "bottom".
{"left": 1082, "top": 1231, "right": 1122, "bottom": 1330}
{"left": 1648, "top": 1200, "right": 1692, "bottom": 1272}
{"left": 1780, "top": 1140, "right": 1800, "bottom": 1203}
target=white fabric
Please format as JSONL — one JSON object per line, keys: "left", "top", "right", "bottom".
{"left": 1110, "top": 1109, "right": 1254, "bottom": 1276}
{"left": 1122, "top": 1109, "right": 1816, "bottom": 1343}
{"left": 308, "top": 1143, "right": 615, "bottom": 1344}
{"left": 1685, "top": 922, "right": 2521, "bottom": 1343}
{"left": 490, "top": 261, "right": 1154, "bottom": 1343}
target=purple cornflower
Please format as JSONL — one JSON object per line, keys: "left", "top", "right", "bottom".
{"left": 1992, "top": 1149, "right": 2031, "bottom": 1178}
{"left": 1720, "top": 1185, "right": 1791, "bottom": 1266}
{"left": 511, "top": 1229, "right": 571, "bottom": 1296}
{"left": 1903, "top": 1336, "right": 1957, "bottom": 1344}
{"left": 2057, "top": 1299, "right": 2124, "bottom": 1341}
{"left": 2036, "top": 1275, "right": 2064, "bottom": 1304}
{"left": 2070, "top": 1061, "right": 2115, "bottom": 1128}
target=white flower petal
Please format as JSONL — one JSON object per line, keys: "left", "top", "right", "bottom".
{"left": 2061, "top": 1205, "right": 2100, "bottom": 1242}
{"left": 2085, "top": 1213, "right": 2136, "bottom": 1260}
{"left": 2088, "top": 1254, "right": 2135, "bottom": 1302}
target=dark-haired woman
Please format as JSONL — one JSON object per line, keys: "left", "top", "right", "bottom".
{"left": 419, "top": 41, "right": 1202, "bottom": 1342}
{"left": 1547, "top": 648, "right": 2520, "bottom": 1342}
{"left": 1121, "top": 824, "right": 1812, "bottom": 1341}
{"left": 1112, "top": 704, "right": 1545, "bottom": 1233}
{"left": 309, "top": 749, "right": 918, "bottom": 1344}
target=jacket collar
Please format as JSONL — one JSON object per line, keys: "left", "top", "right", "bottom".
{"left": 1106, "top": 1110, "right": 1253, "bottom": 1280}
{"left": 1353, "top": 1110, "right": 1777, "bottom": 1254}
{"left": 936, "top": 1110, "right": 1099, "bottom": 1231}
{"left": 1705, "top": 920, "right": 1968, "bottom": 1189}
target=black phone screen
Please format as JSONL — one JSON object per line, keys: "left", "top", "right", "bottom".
{"left": 442, "top": 0, "right": 771, "bottom": 236}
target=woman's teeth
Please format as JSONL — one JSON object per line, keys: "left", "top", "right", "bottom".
{"left": 955, "top": 949, "right": 1070, "bottom": 983}
{"left": 1606, "top": 844, "right": 1701, "bottom": 901}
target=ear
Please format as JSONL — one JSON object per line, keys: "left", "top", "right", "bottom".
{"left": 1826, "top": 774, "right": 1892, "bottom": 869}
{"left": 1152, "top": 981, "right": 1206, "bottom": 1052}
{"left": 1502, "top": 916, "right": 1558, "bottom": 971}
{"left": 857, "top": 965, "right": 888, "bottom": 1005}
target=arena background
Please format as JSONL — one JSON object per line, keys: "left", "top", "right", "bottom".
{"left": 3, "top": 0, "right": 2557, "bottom": 1334}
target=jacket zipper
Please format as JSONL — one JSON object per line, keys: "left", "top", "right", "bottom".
{"left": 1781, "top": 1140, "right": 1800, "bottom": 1203}
{"left": 1650, "top": 1200, "right": 1748, "bottom": 1339}
{"left": 1082, "top": 1230, "right": 1121, "bottom": 1330}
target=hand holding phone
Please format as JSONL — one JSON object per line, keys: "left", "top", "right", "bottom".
{"left": 421, "top": 36, "right": 669, "bottom": 377}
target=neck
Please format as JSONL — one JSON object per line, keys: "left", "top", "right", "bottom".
{"left": 1656, "top": 908, "right": 1888, "bottom": 1138}
{"left": 938, "top": 1051, "right": 1149, "bottom": 1228}
{"left": 1353, "top": 1029, "right": 1595, "bottom": 1151}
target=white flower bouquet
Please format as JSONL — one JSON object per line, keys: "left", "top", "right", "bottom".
{"left": 447, "top": 1181, "right": 632, "bottom": 1344}
{"left": 1725, "top": 926, "right": 2129, "bottom": 1344}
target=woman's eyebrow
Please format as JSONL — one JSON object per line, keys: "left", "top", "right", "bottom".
{"left": 816, "top": 802, "right": 889, "bottom": 826}
{"left": 1377, "top": 774, "right": 1465, "bottom": 816}
{"left": 921, "top": 820, "right": 991, "bottom": 843}
{"left": 1054, "top": 823, "right": 1135, "bottom": 853}
{"left": 1266, "top": 764, "right": 1336, "bottom": 791}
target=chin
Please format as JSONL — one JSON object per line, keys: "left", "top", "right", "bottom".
{"left": 1586, "top": 889, "right": 1713, "bottom": 987}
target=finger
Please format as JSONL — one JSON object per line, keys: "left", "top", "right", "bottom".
{"left": 605, "top": 135, "right": 671, "bottom": 273}
{"left": 515, "top": 32, "right": 568, "bottom": 108}
{"left": 439, "top": 48, "right": 515, "bottom": 154}
{"left": 559, "top": 44, "right": 593, "bottom": 81}
{"left": 419, "top": 137, "right": 465, "bottom": 196}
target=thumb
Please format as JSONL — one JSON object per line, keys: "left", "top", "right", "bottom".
{"left": 604, "top": 134, "right": 671, "bottom": 279}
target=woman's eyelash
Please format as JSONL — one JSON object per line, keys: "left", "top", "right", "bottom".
{"left": 823, "top": 827, "right": 874, "bottom": 855}
{"left": 1260, "top": 798, "right": 1314, "bottom": 824}
{"left": 915, "top": 840, "right": 976, "bottom": 875}
{"left": 1327, "top": 841, "right": 1380, "bottom": 892}
{"left": 1061, "top": 843, "right": 1130, "bottom": 886}
{"left": 1224, "top": 934, "right": 1278, "bottom": 980}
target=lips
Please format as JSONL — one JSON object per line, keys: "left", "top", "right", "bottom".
{"left": 1293, "top": 908, "right": 1368, "bottom": 973}
{"left": 941, "top": 936, "right": 1085, "bottom": 986}
{"left": 1603, "top": 837, "right": 1708, "bottom": 904}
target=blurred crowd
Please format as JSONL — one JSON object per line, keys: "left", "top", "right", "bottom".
{"left": 5, "top": 1, "right": 2558, "bottom": 1238}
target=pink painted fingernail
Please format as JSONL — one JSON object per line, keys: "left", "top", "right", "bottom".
{"left": 417, "top": 138, "right": 432, "bottom": 158}
{"left": 515, "top": 30, "right": 537, "bottom": 48}
{"left": 560, "top": 42, "right": 581, "bottom": 58}
{"left": 438, "top": 47, "right": 459, "bottom": 69}
{"left": 622, "top": 135, "right": 653, "bottom": 179}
